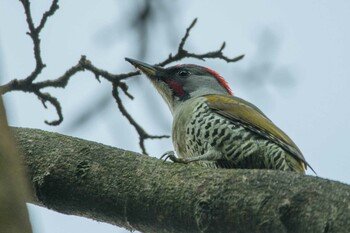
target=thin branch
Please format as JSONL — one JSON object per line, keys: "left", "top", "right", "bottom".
{"left": 34, "top": 56, "right": 86, "bottom": 89}
{"left": 112, "top": 83, "right": 169, "bottom": 155}
{"left": 178, "top": 18, "right": 197, "bottom": 50}
{"left": 1, "top": 3, "right": 244, "bottom": 154}
{"left": 119, "top": 82, "right": 134, "bottom": 100}
{"left": 19, "top": 0, "right": 58, "bottom": 83}
{"left": 157, "top": 18, "right": 244, "bottom": 67}
{"left": 35, "top": 90, "right": 63, "bottom": 125}
{"left": 36, "top": 0, "right": 59, "bottom": 33}
{"left": 19, "top": 0, "right": 35, "bottom": 35}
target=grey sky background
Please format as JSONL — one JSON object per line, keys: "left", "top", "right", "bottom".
{"left": 1, "top": 1, "right": 350, "bottom": 232}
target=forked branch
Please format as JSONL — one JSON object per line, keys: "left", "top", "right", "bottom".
{"left": 0, "top": 1, "right": 244, "bottom": 153}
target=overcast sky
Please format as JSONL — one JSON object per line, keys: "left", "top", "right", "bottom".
{"left": 1, "top": 1, "right": 350, "bottom": 232}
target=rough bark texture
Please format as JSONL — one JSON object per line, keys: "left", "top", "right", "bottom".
{"left": 13, "top": 127, "right": 350, "bottom": 233}
{"left": 0, "top": 97, "right": 32, "bottom": 233}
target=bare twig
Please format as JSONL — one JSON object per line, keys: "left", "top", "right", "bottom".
{"left": 36, "top": 0, "right": 59, "bottom": 33}
{"left": 112, "top": 83, "right": 169, "bottom": 154}
{"left": 1, "top": 2, "right": 244, "bottom": 153}
{"left": 35, "top": 90, "right": 63, "bottom": 125}
{"left": 19, "top": 0, "right": 59, "bottom": 83}
{"left": 157, "top": 18, "right": 244, "bottom": 67}
{"left": 119, "top": 82, "right": 134, "bottom": 100}
{"left": 178, "top": 18, "right": 197, "bottom": 50}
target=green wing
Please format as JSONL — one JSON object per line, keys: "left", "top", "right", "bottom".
{"left": 205, "top": 94, "right": 312, "bottom": 172}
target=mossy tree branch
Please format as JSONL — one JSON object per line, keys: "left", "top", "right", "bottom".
{"left": 13, "top": 127, "right": 350, "bottom": 233}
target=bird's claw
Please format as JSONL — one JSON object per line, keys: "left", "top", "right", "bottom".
{"left": 160, "top": 151, "right": 176, "bottom": 161}
{"left": 160, "top": 151, "right": 188, "bottom": 164}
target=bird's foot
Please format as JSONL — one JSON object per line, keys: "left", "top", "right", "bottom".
{"left": 160, "top": 151, "right": 189, "bottom": 164}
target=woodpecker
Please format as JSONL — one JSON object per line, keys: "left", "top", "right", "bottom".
{"left": 125, "top": 58, "right": 313, "bottom": 174}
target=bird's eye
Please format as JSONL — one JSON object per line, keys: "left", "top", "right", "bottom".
{"left": 178, "top": 70, "right": 190, "bottom": 77}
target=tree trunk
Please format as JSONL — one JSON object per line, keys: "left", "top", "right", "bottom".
{"left": 13, "top": 127, "right": 350, "bottom": 233}
{"left": 0, "top": 97, "right": 32, "bottom": 233}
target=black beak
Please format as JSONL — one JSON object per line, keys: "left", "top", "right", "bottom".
{"left": 125, "top": 58, "right": 162, "bottom": 76}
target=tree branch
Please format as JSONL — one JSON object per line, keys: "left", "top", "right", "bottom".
{"left": 19, "top": 0, "right": 59, "bottom": 83}
{"left": 1, "top": 0, "right": 244, "bottom": 154}
{"left": 112, "top": 83, "right": 169, "bottom": 154}
{"left": 14, "top": 127, "right": 350, "bottom": 233}
{"left": 157, "top": 18, "right": 244, "bottom": 67}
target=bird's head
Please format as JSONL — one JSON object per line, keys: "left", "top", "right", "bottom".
{"left": 125, "top": 58, "right": 232, "bottom": 113}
